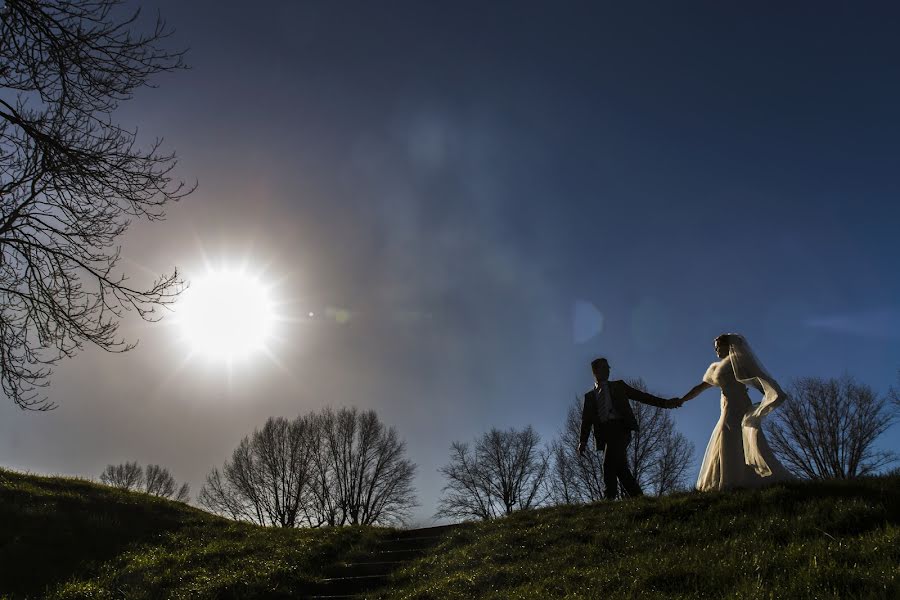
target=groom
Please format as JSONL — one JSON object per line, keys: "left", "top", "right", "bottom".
{"left": 577, "top": 357, "right": 680, "bottom": 500}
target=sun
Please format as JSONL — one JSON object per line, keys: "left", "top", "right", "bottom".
{"left": 175, "top": 267, "right": 277, "bottom": 362}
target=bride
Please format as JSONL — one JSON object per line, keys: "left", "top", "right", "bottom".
{"left": 678, "top": 333, "right": 794, "bottom": 491}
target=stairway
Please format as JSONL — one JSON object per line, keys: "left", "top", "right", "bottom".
{"left": 306, "top": 524, "right": 457, "bottom": 599}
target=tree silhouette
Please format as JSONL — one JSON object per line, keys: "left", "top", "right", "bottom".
{"left": 200, "top": 416, "right": 316, "bottom": 527}
{"left": 548, "top": 399, "right": 605, "bottom": 504}
{"left": 99, "top": 461, "right": 143, "bottom": 491}
{"left": 308, "top": 407, "right": 418, "bottom": 526}
{"left": 0, "top": 0, "right": 192, "bottom": 409}
{"left": 766, "top": 376, "right": 897, "bottom": 479}
{"left": 625, "top": 379, "right": 694, "bottom": 495}
{"left": 436, "top": 426, "right": 550, "bottom": 521}
{"left": 144, "top": 464, "right": 190, "bottom": 502}
{"left": 99, "top": 461, "right": 189, "bottom": 502}
{"left": 199, "top": 408, "right": 417, "bottom": 527}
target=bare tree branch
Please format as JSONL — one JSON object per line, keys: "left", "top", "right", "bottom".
{"left": 143, "top": 463, "right": 189, "bottom": 502}
{"left": 99, "top": 460, "right": 190, "bottom": 502}
{"left": 625, "top": 378, "right": 694, "bottom": 495}
{"left": 199, "top": 409, "right": 417, "bottom": 528}
{"left": 547, "top": 397, "right": 605, "bottom": 505}
{"left": 0, "top": 0, "right": 193, "bottom": 409}
{"left": 436, "top": 425, "right": 550, "bottom": 521}
{"left": 652, "top": 429, "right": 694, "bottom": 495}
{"left": 99, "top": 460, "right": 142, "bottom": 490}
{"left": 766, "top": 376, "right": 897, "bottom": 479}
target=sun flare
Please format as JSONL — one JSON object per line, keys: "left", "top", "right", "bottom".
{"left": 175, "top": 267, "right": 277, "bottom": 362}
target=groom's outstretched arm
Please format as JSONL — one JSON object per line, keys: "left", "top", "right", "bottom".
{"left": 623, "top": 382, "right": 677, "bottom": 409}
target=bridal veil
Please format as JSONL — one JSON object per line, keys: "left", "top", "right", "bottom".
{"left": 727, "top": 334, "right": 789, "bottom": 477}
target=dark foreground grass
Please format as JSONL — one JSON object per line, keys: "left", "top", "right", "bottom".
{"left": 0, "top": 468, "right": 385, "bottom": 599}
{"left": 2, "top": 470, "right": 898, "bottom": 599}
{"left": 380, "top": 477, "right": 900, "bottom": 600}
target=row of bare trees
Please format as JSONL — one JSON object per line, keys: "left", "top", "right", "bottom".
{"left": 99, "top": 461, "right": 190, "bottom": 502}
{"left": 197, "top": 407, "right": 417, "bottom": 527}
{"left": 96, "top": 372, "right": 897, "bottom": 527}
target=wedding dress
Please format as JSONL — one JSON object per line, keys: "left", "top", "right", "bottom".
{"left": 696, "top": 337, "right": 794, "bottom": 491}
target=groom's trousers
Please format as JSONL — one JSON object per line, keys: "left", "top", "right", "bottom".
{"left": 600, "top": 420, "right": 643, "bottom": 500}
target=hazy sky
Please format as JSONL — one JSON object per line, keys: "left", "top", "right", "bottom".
{"left": 2, "top": 1, "right": 899, "bottom": 524}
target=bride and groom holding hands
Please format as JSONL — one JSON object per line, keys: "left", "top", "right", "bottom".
{"left": 577, "top": 333, "right": 793, "bottom": 499}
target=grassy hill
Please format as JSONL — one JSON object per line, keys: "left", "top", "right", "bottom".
{"left": 1, "top": 468, "right": 898, "bottom": 599}
{"left": 379, "top": 477, "right": 900, "bottom": 600}
{"left": 0, "top": 468, "right": 385, "bottom": 599}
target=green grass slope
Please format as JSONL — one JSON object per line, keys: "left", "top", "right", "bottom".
{"left": 381, "top": 477, "right": 900, "bottom": 600}
{"left": 2, "top": 470, "right": 898, "bottom": 599}
{"left": 0, "top": 468, "right": 384, "bottom": 599}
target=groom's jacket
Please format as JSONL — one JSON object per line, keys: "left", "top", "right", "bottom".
{"left": 579, "top": 381, "right": 672, "bottom": 451}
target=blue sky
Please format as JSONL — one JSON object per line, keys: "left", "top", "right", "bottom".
{"left": 1, "top": 1, "right": 898, "bottom": 523}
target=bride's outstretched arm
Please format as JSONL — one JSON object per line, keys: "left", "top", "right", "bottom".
{"left": 680, "top": 382, "right": 713, "bottom": 403}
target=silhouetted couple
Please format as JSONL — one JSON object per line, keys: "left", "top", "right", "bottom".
{"left": 577, "top": 333, "right": 793, "bottom": 500}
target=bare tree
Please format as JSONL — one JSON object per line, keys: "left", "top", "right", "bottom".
{"left": 766, "top": 376, "right": 897, "bottom": 479}
{"left": 197, "top": 467, "right": 259, "bottom": 524}
{"left": 309, "top": 407, "right": 417, "bottom": 526}
{"left": 436, "top": 426, "right": 550, "bottom": 521}
{"left": 625, "top": 379, "right": 694, "bottom": 495}
{"left": 99, "top": 461, "right": 143, "bottom": 491}
{"left": 305, "top": 433, "right": 341, "bottom": 528}
{"left": 547, "top": 399, "right": 604, "bottom": 505}
{"left": 199, "top": 409, "right": 417, "bottom": 527}
{"left": 174, "top": 482, "right": 191, "bottom": 503}
{"left": 99, "top": 461, "right": 189, "bottom": 501}
{"left": 144, "top": 464, "right": 190, "bottom": 502}
{"left": 198, "top": 416, "right": 316, "bottom": 528}
{"left": 626, "top": 379, "right": 671, "bottom": 491}
{"left": 652, "top": 429, "right": 694, "bottom": 495}
{"left": 548, "top": 381, "right": 694, "bottom": 503}
{"left": 0, "top": 0, "right": 192, "bottom": 410}
{"left": 144, "top": 464, "right": 175, "bottom": 497}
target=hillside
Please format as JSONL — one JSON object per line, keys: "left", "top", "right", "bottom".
{"left": 1, "top": 469, "right": 898, "bottom": 599}
{"left": 0, "top": 468, "right": 386, "bottom": 599}
{"left": 379, "top": 476, "right": 900, "bottom": 599}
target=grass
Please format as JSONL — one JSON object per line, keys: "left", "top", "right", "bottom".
{"left": 0, "top": 468, "right": 386, "bottom": 599}
{"left": 1, "top": 469, "right": 898, "bottom": 599}
{"left": 379, "top": 477, "right": 900, "bottom": 600}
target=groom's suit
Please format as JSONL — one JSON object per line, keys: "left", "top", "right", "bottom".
{"left": 579, "top": 380, "right": 674, "bottom": 499}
